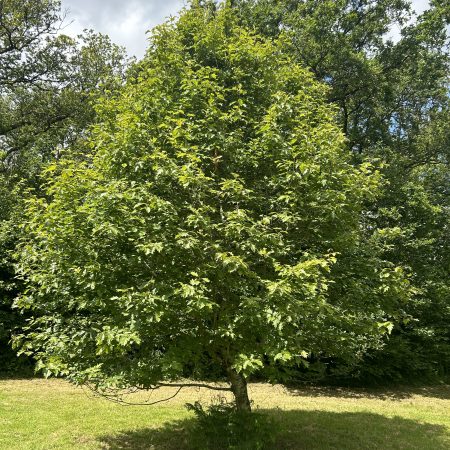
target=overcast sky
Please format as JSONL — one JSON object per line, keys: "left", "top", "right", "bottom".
{"left": 60, "top": 0, "right": 431, "bottom": 59}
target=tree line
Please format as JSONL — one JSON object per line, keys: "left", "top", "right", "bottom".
{"left": 0, "top": 0, "right": 449, "bottom": 404}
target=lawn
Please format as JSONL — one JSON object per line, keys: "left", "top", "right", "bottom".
{"left": 1, "top": 379, "right": 449, "bottom": 449}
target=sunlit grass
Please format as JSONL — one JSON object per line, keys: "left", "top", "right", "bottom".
{"left": 1, "top": 379, "right": 449, "bottom": 449}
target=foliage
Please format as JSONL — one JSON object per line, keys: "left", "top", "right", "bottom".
{"left": 364, "top": 107, "right": 450, "bottom": 382}
{"left": 14, "top": 4, "right": 409, "bottom": 407}
{"left": 234, "top": 0, "right": 450, "bottom": 382}
{"left": 235, "top": 0, "right": 450, "bottom": 152}
{"left": 0, "top": 0, "right": 129, "bottom": 372}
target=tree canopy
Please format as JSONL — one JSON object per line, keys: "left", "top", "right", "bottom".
{"left": 15, "top": 5, "right": 410, "bottom": 409}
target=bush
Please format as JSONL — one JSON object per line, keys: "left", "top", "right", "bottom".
{"left": 186, "top": 399, "right": 277, "bottom": 450}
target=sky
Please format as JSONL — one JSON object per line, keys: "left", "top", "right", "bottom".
{"left": 60, "top": 0, "right": 185, "bottom": 57}
{"left": 60, "top": 0, "right": 431, "bottom": 59}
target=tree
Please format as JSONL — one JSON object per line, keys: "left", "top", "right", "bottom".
{"left": 235, "top": 0, "right": 450, "bottom": 154}
{"left": 15, "top": 4, "right": 409, "bottom": 410}
{"left": 0, "top": 0, "right": 129, "bottom": 372}
{"left": 234, "top": 0, "right": 450, "bottom": 382}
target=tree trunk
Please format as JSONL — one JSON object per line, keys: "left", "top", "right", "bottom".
{"left": 229, "top": 369, "right": 251, "bottom": 412}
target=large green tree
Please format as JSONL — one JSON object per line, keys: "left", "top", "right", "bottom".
{"left": 15, "top": 5, "right": 409, "bottom": 409}
{"left": 0, "top": 0, "right": 129, "bottom": 371}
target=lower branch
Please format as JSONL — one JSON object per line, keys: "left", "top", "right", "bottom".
{"left": 83, "top": 381, "right": 231, "bottom": 406}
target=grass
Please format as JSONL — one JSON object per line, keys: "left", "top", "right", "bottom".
{"left": 1, "top": 379, "right": 449, "bottom": 449}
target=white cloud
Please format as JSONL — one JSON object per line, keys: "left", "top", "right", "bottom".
{"left": 61, "top": 0, "right": 185, "bottom": 58}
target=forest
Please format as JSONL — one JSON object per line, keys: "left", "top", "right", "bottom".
{"left": 0, "top": 0, "right": 449, "bottom": 448}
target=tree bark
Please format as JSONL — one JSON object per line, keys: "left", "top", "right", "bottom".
{"left": 228, "top": 369, "right": 251, "bottom": 412}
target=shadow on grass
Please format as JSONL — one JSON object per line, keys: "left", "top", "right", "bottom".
{"left": 285, "top": 384, "right": 450, "bottom": 400}
{"left": 99, "top": 409, "right": 449, "bottom": 450}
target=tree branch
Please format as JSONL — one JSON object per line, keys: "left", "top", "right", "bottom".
{"left": 157, "top": 382, "right": 231, "bottom": 391}
{"left": 83, "top": 381, "right": 231, "bottom": 406}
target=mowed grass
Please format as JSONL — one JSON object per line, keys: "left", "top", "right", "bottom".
{"left": 1, "top": 379, "right": 449, "bottom": 449}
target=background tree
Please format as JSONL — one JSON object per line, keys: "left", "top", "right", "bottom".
{"left": 234, "top": 0, "right": 450, "bottom": 382}
{"left": 15, "top": 5, "right": 409, "bottom": 410}
{"left": 0, "top": 0, "right": 129, "bottom": 372}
